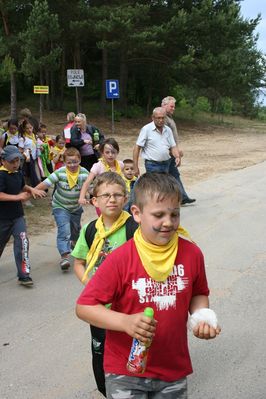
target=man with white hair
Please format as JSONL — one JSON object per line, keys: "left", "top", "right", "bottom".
{"left": 161, "top": 96, "right": 196, "bottom": 205}
{"left": 133, "top": 107, "right": 180, "bottom": 175}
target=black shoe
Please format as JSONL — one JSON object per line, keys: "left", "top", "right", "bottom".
{"left": 60, "top": 258, "right": 70, "bottom": 271}
{"left": 181, "top": 198, "right": 196, "bottom": 205}
{"left": 18, "top": 276, "right": 34, "bottom": 286}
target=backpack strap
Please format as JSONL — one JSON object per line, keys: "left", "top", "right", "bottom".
{"left": 85, "top": 219, "right": 97, "bottom": 248}
{"left": 125, "top": 216, "right": 138, "bottom": 240}
{"left": 85, "top": 216, "right": 138, "bottom": 248}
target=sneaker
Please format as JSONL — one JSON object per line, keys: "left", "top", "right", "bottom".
{"left": 60, "top": 257, "right": 70, "bottom": 271}
{"left": 18, "top": 276, "right": 34, "bottom": 286}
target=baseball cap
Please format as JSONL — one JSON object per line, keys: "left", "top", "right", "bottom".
{"left": 1, "top": 145, "right": 23, "bottom": 161}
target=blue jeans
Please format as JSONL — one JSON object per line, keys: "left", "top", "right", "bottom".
{"left": 0, "top": 216, "right": 30, "bottom": 279}
{"left": 52, "top": 207, "right": 83, "bottom": 256}
{"left": 168, "top": 157, "right": 189, "bottom": 201}
{"left": 145, "top": 159, "right": 171, "bottom": 173}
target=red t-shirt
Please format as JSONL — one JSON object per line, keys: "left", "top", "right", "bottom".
{"left": 77, "top": 237, "right": 209, "bottom": 382}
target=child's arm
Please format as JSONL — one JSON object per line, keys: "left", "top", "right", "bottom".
{"left": 76, "top": 304, "right": 156, "bottom": 344}
{"left": 0, "top": 191, "right": 31, "bottom": 202}
{"left": 133, "top": 145, "right": 141, "bottom": 176}
{"left": 189, "top": 295, "right": 221, "bottom": 339}
{"left": 78, "top": 172, "right": 96, "bottom": 205}
{"left": 73, "top": 258, "right": 89, "bottom": 285}
{"left": 34, "top": 181, "right": 50, "bottom": 192}
{"left": 23, "top": 185, "right": 47, "bottom": 199}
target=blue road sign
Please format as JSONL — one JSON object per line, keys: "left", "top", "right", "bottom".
{"left": 106, "top": 80, "right": 120, "bottom": 99}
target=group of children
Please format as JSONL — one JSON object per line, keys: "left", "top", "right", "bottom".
{"left": 0, "top": 117, "right": 221, "bottom": 398}
{"left": 0, "top": 118, "right": 67, "bottom": 186}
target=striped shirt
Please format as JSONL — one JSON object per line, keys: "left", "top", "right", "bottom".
{"left": 44, "top": 166, "right": 89, "bottom": 212}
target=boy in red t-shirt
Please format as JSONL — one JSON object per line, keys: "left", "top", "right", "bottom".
{"left": 76, "top": 172, "right": 221, "bottom": 398}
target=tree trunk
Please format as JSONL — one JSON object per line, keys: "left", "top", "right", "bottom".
{"left": 74, "top": 42, "right": 82, "bottom": 113}
{"left": 100, "top": 47, "right": 108, "bottom": 116}
{"left": 45, "top": 69, "right": 50, "bottom": 111}
{"left": 10, "top": 72, "right": 17, "bottom": 118}
{"left": 59, "top": 48, "right": 66, "bottom": 109}
{"left": 119, "top": 49, "right": 128, "bottom": 113}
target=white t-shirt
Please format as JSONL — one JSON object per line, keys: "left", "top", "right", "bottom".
{"left": 136, "top": 121, "right": 176, "bottom": 162}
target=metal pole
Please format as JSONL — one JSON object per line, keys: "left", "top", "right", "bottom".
{"left": 39, "top": 95, "right": 43, "bottom": 123}
{"left": 75, "top": 87, "right": 79, "bottom": 113}
{"left": 111, "top": 99, "right": 115, "bottom": 134}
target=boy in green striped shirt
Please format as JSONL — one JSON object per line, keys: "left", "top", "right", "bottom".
{"left": 36, "top": 147, "right": 88, "bottom": 271}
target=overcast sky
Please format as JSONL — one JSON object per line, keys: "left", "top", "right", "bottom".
{"left": 240, "top": 0, "right": 266, "bottom": 53}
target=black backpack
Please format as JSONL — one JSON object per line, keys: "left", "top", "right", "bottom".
{"left": 85, "top": 216, "right": 138, "bottom": 248}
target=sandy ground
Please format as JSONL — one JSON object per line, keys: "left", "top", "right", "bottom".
{"left": 23, "top": 113, "right": 266, "bottom": 234}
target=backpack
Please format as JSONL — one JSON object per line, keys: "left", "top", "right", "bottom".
{"left": 85, "top": 216, "right": 138, "bottom": 248}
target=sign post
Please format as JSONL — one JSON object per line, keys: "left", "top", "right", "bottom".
{"left": 67, "top": 69, "right": 84, "bottom": 113}
{"left": 33, "top": 85, "right": 49, "bottom": 123}
{"left": 106, "top": 79, "right": 120, "bottom": 134}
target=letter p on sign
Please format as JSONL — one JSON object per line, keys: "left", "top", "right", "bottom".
{"left": 106, "top": 80, "right": 120, "bottom": 99}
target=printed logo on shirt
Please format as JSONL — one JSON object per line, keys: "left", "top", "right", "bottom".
{"left": 132, "top": 264, "right": 188, "bottom": 311}
{"left": 94, "top": 239, "right": 119, "bottom": 272}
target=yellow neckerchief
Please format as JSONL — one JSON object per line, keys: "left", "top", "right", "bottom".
{"left": 82, "top": 211, "right": 130, "bottom": 283}
{"left": 51, "top": 145, "right": 65, "bottom": 159}
{"left": 6, "top": 131, "right": 18, "bottom": 144}
{"left": 24, "top": 132, "right": 36, "bottom": 144}
{"left": 66, "top": 166, "right": 80, "bottom": 189}
{"left": 99, "top": 157, "right": 123, "bottom": 176}
{"left": 0, "top": 166, "right": 16, "bottom": 174}
{"left": 133, "top": 226, "right": 192, "bottom": 282}
{"left": 123, "top": 176, "right": 137, "bottom": 192}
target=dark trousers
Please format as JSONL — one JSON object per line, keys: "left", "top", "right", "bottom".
{"left": 168, "top": 157, "right": 189, "bottom": 201}
{"left": 0, "top": 217, "right": 30, "bottom": 279}
{"left": 90, "top": 325, "right": 106, "bottom": 397}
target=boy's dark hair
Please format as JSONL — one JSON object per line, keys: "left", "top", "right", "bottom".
{"left": 39, "top": 123, "right": 46, "bottom": 130}
{"left": 123, "top": 158, "right": 134, "bottom": 165}
{"left": 93, "top": 171, "right": 127, "bottom": 197}
{"left": 63, "top": 147, "right": 80, "bottom": 161}
{"left": 99, "top": 138, "right": 119, "bottom": 154}
{"left": 56, "top": 134, "right": 65, "bottom": 142}
{"left": 133, "top": 172, "right": 182, "bottom": 211}
{"left": 7, "top": 119, "right": 18, "bottom": 128}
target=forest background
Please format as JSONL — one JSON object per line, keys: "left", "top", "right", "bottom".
{"left": 1, "top": 0, "right": 266, "bottom": 120}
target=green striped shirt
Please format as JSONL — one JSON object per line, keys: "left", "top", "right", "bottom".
{"left": 44, "top": 166, "right": 89, "bottom": 212}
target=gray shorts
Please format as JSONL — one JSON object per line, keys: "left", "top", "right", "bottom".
{"left": 105, "top": 373, "right": 187, "bottom": 399}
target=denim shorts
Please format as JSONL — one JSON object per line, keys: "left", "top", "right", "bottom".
{"left": 105, "top": 373, "right": 187, "bottom": 399}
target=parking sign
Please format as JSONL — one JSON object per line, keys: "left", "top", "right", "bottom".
{"left": 106, "top": 80, "right": 120, "bottom": 99}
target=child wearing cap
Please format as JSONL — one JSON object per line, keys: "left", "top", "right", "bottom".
{"left": 0, "top": 146, "right": 46, "bottom": 286}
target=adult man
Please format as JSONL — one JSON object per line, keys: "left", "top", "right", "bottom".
{"left": 161, "top": 96, "right": 196, "bottom": 205}
{"left": 133, "top": 107, "right": 180, "bottom": 176}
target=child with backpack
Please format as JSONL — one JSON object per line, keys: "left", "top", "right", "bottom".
{"left": 72, "top": 171, "right": 138, "bottom": 397}
{"left": 76, "top": 172, "right": 221, "bottom": 399}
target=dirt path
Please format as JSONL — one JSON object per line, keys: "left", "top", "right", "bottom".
{"left": 24, "top": 115, "right": 266, "bottom": 235}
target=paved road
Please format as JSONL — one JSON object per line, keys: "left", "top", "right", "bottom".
{"left": 1, "top": 161, "right": 266, "bottom": 399}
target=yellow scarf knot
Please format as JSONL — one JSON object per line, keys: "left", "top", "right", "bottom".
{"left": 99, "top": 158, "right": 123, "bottom": 176}
{"left": 66, "top": 166, "right": 80, "bottom": 189}
{"left": 82, "top": 211, "right": 131, "bottom": 283}
{"left": 133, "top": 226, "right": 192, "bottom": 282}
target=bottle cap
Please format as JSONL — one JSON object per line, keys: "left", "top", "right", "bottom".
{"left": 144, "top": 307, "right": 154, "bottom": 318}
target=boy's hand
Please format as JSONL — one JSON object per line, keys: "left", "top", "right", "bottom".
{"left": 78, "top": 198, "right": 87, "bottom": 205}
{"left": 124, "top": 312, "right": 157, "bottom": 344}
{"left": 30, "top": 188, "right": 47, "bottom": 199}
{"left": 193, "top": 321, "right": 221, "bottom": 340}
{"left": 18, "top": 192, "right": 31, "bottom": 201}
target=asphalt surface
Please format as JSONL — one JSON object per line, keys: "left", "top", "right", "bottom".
{"left": 1, "top": 161, "right": 266, "bottom": 399}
